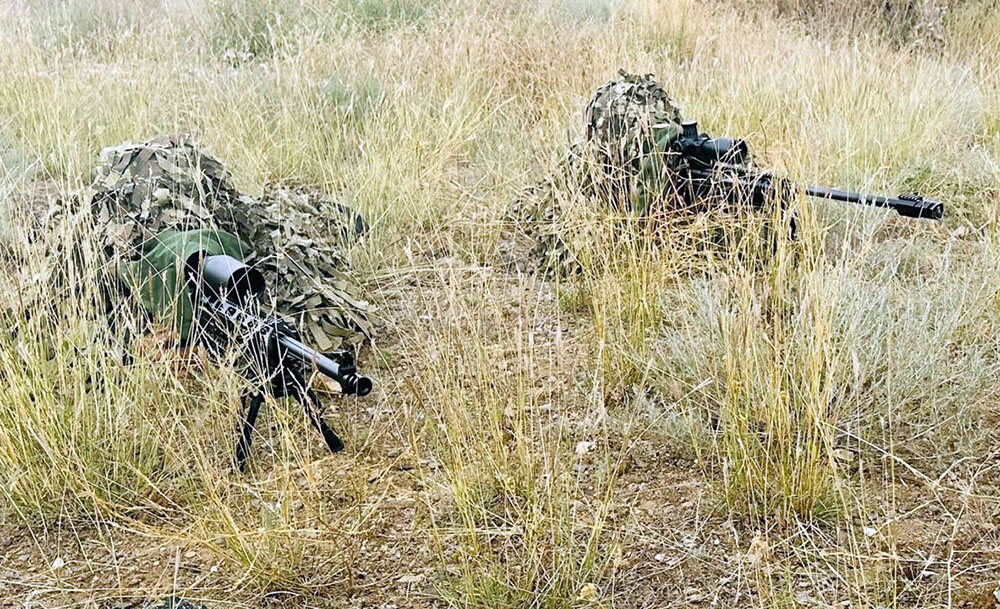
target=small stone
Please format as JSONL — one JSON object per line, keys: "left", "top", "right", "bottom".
{"left": 863, "top": 527, "right": 877, "bottom": 537}
{"left": 575, "top": 441, "right": 595, "bottom": 455}
{"left": 576, "top": 582, "right": 599, "bottom": 601}
{"left": 833, "top": 448, "right": 856, "bottom": 464}
{"left": 50, "top": 557, "right": 65, "bottom": 571}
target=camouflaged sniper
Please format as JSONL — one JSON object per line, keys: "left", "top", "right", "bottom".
{"left": 512, "top": 70, "right": 688, "bottom": 272}
{"left": 91, "top": 135, "right": 372, "bottom": 349}
{"left": 584, "top": 69, "right": 685, "bottom": 213}
{"left": 513, "top": 70, "right": 942, "bottom": 273}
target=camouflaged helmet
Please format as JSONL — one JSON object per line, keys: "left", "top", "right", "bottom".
{"left": 584, "top": 69, "right": 683, "bottom": 175}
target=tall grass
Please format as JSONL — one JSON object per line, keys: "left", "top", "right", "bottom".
{"left": 1, "top": 0, "right": 999, "bottom": 606}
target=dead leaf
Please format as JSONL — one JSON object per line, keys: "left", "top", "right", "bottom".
{"left": 833, "top": 448, "right": 856, "bottom": 464}
{"left": 747, "top": 534, "right": 769, "bottom": 565}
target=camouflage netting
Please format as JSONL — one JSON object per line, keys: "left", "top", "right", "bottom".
{"left": 511, "top": 70, "right": 688, "bottom": 273}
{"left": 88, "top": 134, "right": 372, "bottom": 349}
{"left": 90, "top": 134, "right": 245, "bottom": 253}
{"left": 216, "top": 185, "right": 371, "bottom": 350}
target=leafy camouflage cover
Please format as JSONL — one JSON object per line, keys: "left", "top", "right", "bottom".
{"left": 512, "top": 70, "right": 686, "bottom": 273}
{"left": 90, "top": 135, "right": 372, "bottom": 349}
{"left": 91, "top": 135, "right": 245, "bottom": 252}
{"left": 585, "top": 69, "right": 685, "bottom": 212}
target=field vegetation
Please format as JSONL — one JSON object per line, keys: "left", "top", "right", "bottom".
{"left": 1, "top": 0, "right": 999, "bottom": 607}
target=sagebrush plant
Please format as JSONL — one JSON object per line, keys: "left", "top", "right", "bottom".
{"left": 0, "top": 0, "right": 998, "bottom": 606}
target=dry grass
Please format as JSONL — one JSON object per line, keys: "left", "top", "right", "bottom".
{"left": 1, "top": 0, "right": 1000, "bottom": 607}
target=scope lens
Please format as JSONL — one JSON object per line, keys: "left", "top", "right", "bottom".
{"left": 201, "top": 255, "right": 265, "bottom": 303}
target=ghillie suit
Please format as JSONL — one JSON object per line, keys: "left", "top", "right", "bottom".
{"left": 88, "top": 134, "right": 371, "bottom": 349}
{"left": 583, "top": 69, "right": 686, "bottom": 214}
{"left": 511, "top": 70, "right": 685, "bottom": 273}
{"left": 512, "top": 70, "right": 793, "bottom": 274}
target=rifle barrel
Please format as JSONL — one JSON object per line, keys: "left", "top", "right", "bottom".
{"left": 804, "top": 185, "right": 943, "bottom": 220}
{"left": 277, "top": 333, "right": 373, "bottom": 396}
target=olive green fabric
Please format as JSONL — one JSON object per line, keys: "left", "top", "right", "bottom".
{"left": 119, "top": 228, "right": 245, "bottom": 341}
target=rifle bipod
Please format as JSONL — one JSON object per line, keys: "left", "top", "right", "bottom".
{"left": 234, "top": 376, "right": 345, "bottom": 473}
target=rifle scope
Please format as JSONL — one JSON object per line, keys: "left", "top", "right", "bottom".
{"left": 677, "top": 121, "right": 750, "bottom": 166}
{"left": 187, "top": 253, "right": 265, "bottom": 304}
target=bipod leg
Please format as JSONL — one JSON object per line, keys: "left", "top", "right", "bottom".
{"left": 235, "top": 392, "right": 266, "bottom": 473}
{"left": 293, "top": 386, "right": 344, "bottom": 454}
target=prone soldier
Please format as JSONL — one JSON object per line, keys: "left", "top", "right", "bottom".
{"left": 514, "top": 70, "right": 942, "bottom": 272}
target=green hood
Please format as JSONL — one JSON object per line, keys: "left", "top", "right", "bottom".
{"left": 119, "top": 228, "right": 247, "bottom": 341}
